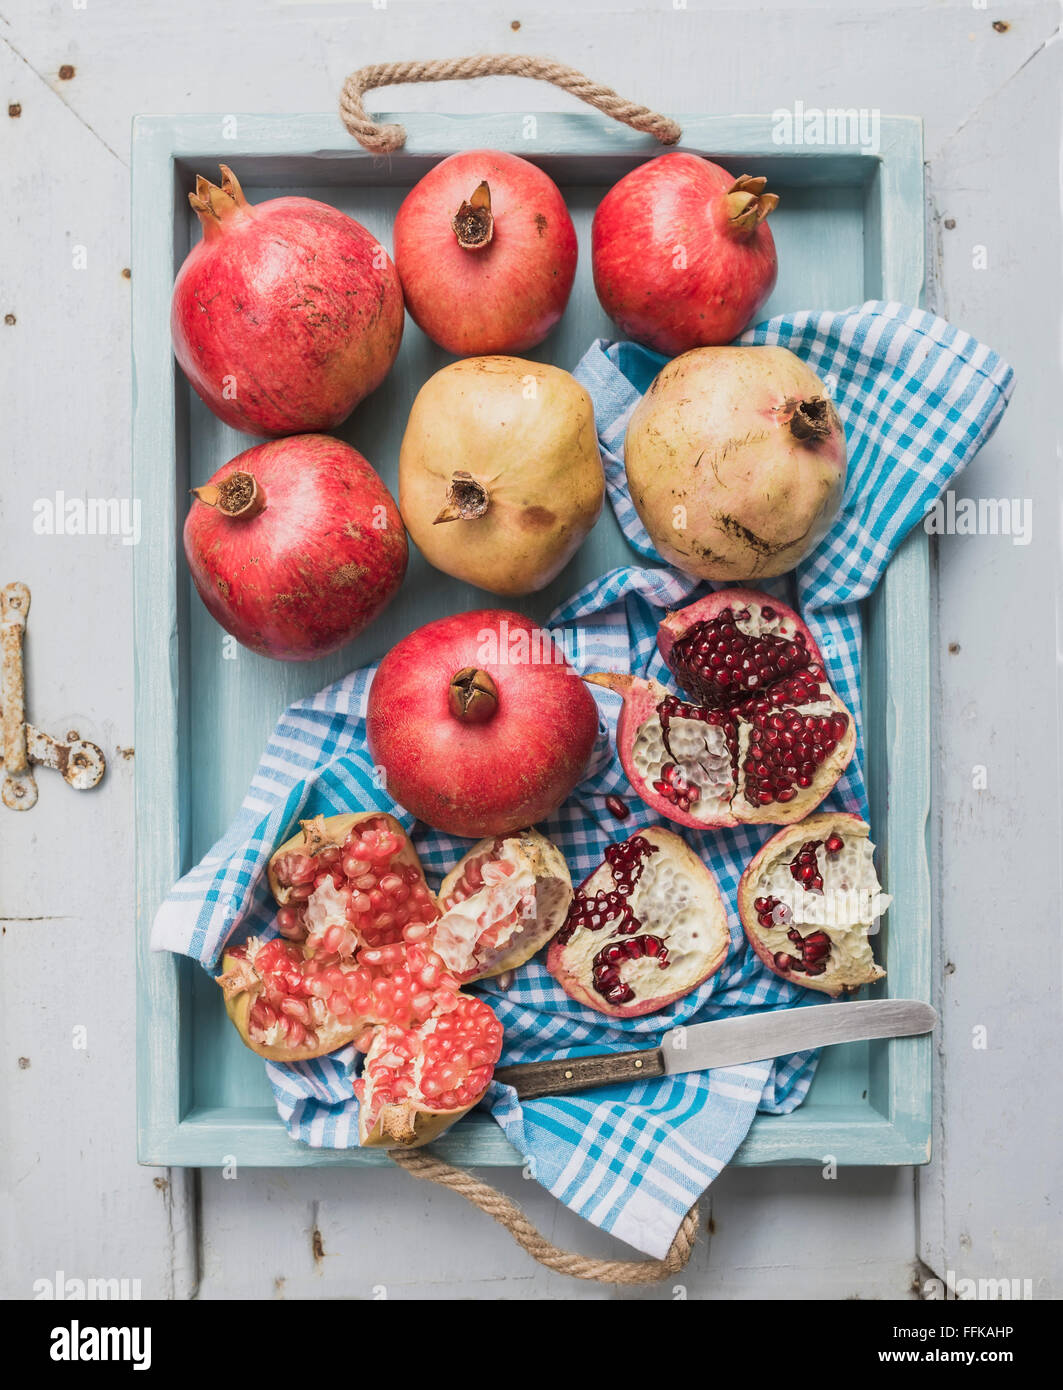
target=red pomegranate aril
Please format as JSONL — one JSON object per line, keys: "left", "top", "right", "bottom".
{"left": 276, "top": 905, "right": 306, "bottom": 941}
{"left": 605, "top": 794, "right": 631, "bottom": 820}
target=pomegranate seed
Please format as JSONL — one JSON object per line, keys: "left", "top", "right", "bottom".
{"left": 276, "top": 906, "right": 306, "bottom": 941}
{"left": 605, "top": 794, "right": 630, "bottom": 820}
{"left": 322, "top": 924, "right": 345, "bottom": 954}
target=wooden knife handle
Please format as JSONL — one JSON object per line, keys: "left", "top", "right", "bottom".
{"left": 494, "top": 1048, "right": 666, "bottom": 1101}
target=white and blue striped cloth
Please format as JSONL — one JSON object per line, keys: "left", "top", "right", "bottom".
{"left": 153, "top": 301, "right": 1013, "bottom": 1257}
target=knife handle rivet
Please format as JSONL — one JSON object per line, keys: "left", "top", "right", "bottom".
{"left": 634, "top": 1060, "right": 643, "bottom": 1069}
{"left": 564, "top": 1069, "right": 573, "bottom": 1080}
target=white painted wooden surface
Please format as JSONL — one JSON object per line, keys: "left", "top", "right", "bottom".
{"left": 1, "top": 0, "right": 1058, "bottom": 1299}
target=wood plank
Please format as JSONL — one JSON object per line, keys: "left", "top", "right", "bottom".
{"left": 0, "top": 36, "right": 191, "bottom": 1298}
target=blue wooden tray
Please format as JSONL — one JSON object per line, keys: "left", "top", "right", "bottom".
{"left": 133, "top": 112, "right": 930, "bottom": 1168}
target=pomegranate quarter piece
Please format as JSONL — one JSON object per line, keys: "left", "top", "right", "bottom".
{"left": 588, "top": 589, "right": 856, "bottom": 830}
{"left": 355, "top": 993, "right": 504, "bottom": 1148}
{"left": 434, "top": 829, "right": 573, "bottom": 984}
{"left": 546, "top": 826, "right": 730, "bottom": 1019}
{"left": 738, "top": 813, "right": 891, "bottom": 997}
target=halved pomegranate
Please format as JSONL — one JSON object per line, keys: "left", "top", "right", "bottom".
{"left": 355, "top": 994, "right": 504, "bottom": 1148}
{"left": 546, "top": 826, "right": 730, "bottom": 1018}
{"left": 737, "top": 813, "right": 890, "bottom": 997}
{"left": 434, "top": 829, "right": 573, "bottom": 983}
{"left": 589, "top": 590, "right": 855, "bottom": 829}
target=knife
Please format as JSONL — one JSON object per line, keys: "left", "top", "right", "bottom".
{"left": 493, "top": 999, "right": 937, "bottom": 1100}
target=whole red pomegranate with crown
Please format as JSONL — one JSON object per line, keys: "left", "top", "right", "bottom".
{"left": 393, "top": 150, "right": 578, "bottom": 356}
{"left": 183, "top": 435, "right": 407, "bottom": 661}
{"left": 171, "top": 165, "right": 404, "bottom": 436}
{"left": 592, "top": 154, "right": 778, "bottom": 354}
{"left": 367, "top": 610, "right": 600, "bottom": 839}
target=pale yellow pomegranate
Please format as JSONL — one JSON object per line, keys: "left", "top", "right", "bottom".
{"left": 625, "top": 346, "right": 847, "bottom": 581}
{"left": 399, "top": 356, "right": 604, "bottom": 595}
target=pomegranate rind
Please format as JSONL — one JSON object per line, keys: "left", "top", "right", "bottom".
{"left": 737, "top": 813, "right": 889, "bottom": 998}
{"left": 357, "top": 1099, "right": 478, "bottom": 1149}
{"left": 266, "top": 811, "right": 428, "bottom": 907}
{"left": 436, "top": 828, "right": 574, "bottom": 982}
{"left": 546, "top": 826, "right": 731, "bottom": 1019}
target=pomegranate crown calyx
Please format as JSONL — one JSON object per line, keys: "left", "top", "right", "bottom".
{"left": 779, "top": 396, "right": 836, "bottom": 444}
{"left": 448, "top": 667, "right": 499, "bottom": 724}
{"left": 189, "top": 164, "right": 251, "bottom": 234}
{"left": 191, "top": 470, "right": 267, "bottom": 519}
{"left": 451, "top": 181, "right": 494, "bottom": 251}
{"left": 434, "top": 472, "right": 490, "bottom": 525}
{"left": 724, "top": 174, "right": 779, "bottom": 235}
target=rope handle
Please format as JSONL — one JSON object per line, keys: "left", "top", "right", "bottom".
{"left": 391, "top": 1149, "right": 700, "bottom": 1284}
{"left": 339, "top": 55, "right": 682, "bottom": 153}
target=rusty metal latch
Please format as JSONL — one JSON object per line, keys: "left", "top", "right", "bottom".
{"left": 1, "top": 582, "right": 106, "bottom": 811}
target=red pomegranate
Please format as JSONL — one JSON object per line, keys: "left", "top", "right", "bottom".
{"left": 171, "top": 165, "right": 404, "bottom": 436}
{"left": 588, "top": 589, "right": 855, "bottom": 829}
{"left": 737, "top": 813, "right": 890, "bottom": 997}
{"left": 366, "top": 610, "right": 600, "bottom": 838}
{"left": 183, "top": 435, "right": 407, "bottom": 661}
{"left": 546, "top": 826, "right": 730, "bottom": 1018}
{"left": 591, "top": 154, "right": 778, "bottom": 354}
{"left": 393, "top": 150, "right": 578, "bottom": 356}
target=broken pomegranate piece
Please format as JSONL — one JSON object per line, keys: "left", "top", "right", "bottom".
{"left": 434, "top": 828, "right": 573, "bottom": 983}
{"left": 269, "top": 811, "right": 440, "bottom": 957}
{"left": 546, "top": 826, "right": 730, "bottom": 1018}
{"left": 222, "top": 812, "right": 451, "bottom": 1061}
{"left": 219, "top": 810, "right": 524, "bottom": 1148}
{"left": 588, "top": 589, "right": 856, "bottom": 829}
{"left": 355, "top": 993, "right": 504, "bottom": 1148}
{"left": 737, "top": 813, "right": 890, "bottom": 997}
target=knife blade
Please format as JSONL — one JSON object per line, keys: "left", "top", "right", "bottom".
{"left": 492, "top": 999, "right": 937, "bottom": 1101}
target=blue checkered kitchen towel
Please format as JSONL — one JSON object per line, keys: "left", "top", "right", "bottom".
{"left": 153, "top": 301, "right": 1013, "bottom": 1257}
